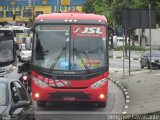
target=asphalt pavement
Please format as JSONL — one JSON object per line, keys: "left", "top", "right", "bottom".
{"left": 110, "top": 69, "right": 160, "bottom": 115}
{"left": 111, "top": 50, "right": 144, "bottom": 60}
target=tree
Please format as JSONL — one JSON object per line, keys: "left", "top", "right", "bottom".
{"left": 132, "top": 0, "right": 160, "bottom": 25}
{"left": 82, "top": 0, "right": 96, "bottom": 13}
{"left": 82, "top": 0, "right": 112, "bottom": 26}
{"left": 83, "top": 0, "right": 160, "bottom": 27}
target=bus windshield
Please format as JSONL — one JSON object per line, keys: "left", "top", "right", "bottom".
{"left": 33, "top": 25, "right": 107, "bottom": 72}
{"left": 0, "top": 30, "right": 14, "bottom": 62}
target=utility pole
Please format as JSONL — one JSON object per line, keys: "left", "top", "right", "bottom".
{"left": 30, "top": 0, "right": 35, "bottom": 27}
{"left": 149, "top": 4, "right": 152, "bottom": 72}
{"left": 56, "top": 0, "right": 59, "bottom": 12}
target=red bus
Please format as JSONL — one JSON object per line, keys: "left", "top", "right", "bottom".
{"left": 30, "top": 13, "right": 109, "bottom": 107}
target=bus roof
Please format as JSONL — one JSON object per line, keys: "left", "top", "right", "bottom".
{"left": 8, "top": 26, "right": 30, "bottom": 30}
{"left": 36, "top": 13, "right": 108, "bottom": 23}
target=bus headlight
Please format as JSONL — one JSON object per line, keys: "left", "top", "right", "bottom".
{"left": 32, "top": 77, "right": 47, "bottom": 88}
{"left": 23, "top": 76, "right": 27, "bottom": 80}
{"left": 91, "top": 78, "right": 107, "bottom": 89}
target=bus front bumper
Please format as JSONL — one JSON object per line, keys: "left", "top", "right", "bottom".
{"left": 32, "top": 81, "right": 108, "bottom": 102}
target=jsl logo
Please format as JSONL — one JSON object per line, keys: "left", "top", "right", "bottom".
{"left": 73, "top": 27, "right": 102, "bottom": 34}
{"left": 81, "top": 27, "right": 102, "bottom": 34}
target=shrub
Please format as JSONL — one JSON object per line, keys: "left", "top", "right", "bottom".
{"left": 114, "top": 45, "right": 147, "bottom": 51}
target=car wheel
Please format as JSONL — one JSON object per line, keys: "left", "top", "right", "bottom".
{"left": 140, "top": 64, "right": 144, "bottom": 69}
{"left": 98, "top": 102, "right": 106, "bottom": 108}
{"left": 37, "top": 101, "right": 46, "bottom": 107}
{"left": 140, "top": 62, "right": 144, "bottom": 69}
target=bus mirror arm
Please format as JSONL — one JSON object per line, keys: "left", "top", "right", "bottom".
{"left": 28, "top": 27, "right": 34, "bottom": 37}
{"left": 15, "top": 43, "right": 19, "bottom": 50}
{"left": 108, "top": 26, "right": 115, "bottom": 35}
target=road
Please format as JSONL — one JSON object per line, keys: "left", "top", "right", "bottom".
{"left": 6, "top": 63, "right": 125, "bottom": 120}
{"left": 109, "top": 58, "right": 140, "bottom": 73}
{"left": 34, "top": 80, "right": 125, "bottom": 120}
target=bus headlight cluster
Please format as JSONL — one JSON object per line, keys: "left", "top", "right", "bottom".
{"left": 23, "top": 76, "right": 27, "bottom": 80}
{"left": 91, "top": 78, "right": 107, "bottom": 89}
{"left": 32, "top": 77, "right": 47, "bottom": 88}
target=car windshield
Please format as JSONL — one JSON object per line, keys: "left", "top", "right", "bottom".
{"left": 0, "top": 82, "right": 7, "bottom": 106}
{"left": 32, "top": 24, "right": 107, "bottom": 72}
{"left": 146, "top": 51, "right": 160, "bottom": 57}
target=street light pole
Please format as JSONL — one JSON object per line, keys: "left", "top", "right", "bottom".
{"left": 149, "top": 4, "right": 152, "bottom": 72}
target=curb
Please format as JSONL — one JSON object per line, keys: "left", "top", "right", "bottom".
{"left": 111, "top": 56, "right": 140, "bottom": 61}
{"left": 109, "top": 77, "right": 130, "bottom": 115}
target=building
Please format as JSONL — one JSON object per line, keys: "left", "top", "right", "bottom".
{"left": 134, "top": 27, "right": 160, "bottom": 48}
{"left": 0, "top": 0, "right": 85, "bottom": 25}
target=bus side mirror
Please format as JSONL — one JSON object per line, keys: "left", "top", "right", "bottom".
{"left": 15, "top": 43, "right": 19, "bottom": 50}
{"left": 17, "top": 65, "right": 22, "bottom": 73}
{"left": 18, "top": 62, "right": 31, "bottom": 73}
{"left": 108, "top": 26, "right": 114, "bottom": 35}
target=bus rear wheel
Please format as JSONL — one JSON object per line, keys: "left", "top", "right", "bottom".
{"left": 98, "top": 102, "right": 107, "bottom": 108}
{"left": 37, "top": 101, "right": 46, "bottom": 107}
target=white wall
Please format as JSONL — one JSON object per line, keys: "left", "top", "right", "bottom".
{"left": 143, "top": 28, "right": 160, "bottom": 48}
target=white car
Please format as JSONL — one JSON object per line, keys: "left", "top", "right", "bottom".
{"left": 116, "top": 36, "right": 130, "bottom": 46}
{"left": 17, "top": 44, "right": 32, "bottom": 62}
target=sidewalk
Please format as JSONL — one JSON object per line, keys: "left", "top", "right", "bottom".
{"left": 111, "top": 50, "right": 144, "bottom": 60}
{"left": 110, "top": 70, "right": 160, "bottom": 114}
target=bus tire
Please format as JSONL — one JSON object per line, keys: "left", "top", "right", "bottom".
{"left": 98, "top": 102, "right": 107, "bottom": 108}
{"left": 37, "top": 101, "right": 46, "bottom": 107}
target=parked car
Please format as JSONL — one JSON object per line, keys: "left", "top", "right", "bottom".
{"left": 140, "top": 50, "right": 160, "bottom": 69}
{"left": 0, "top": 78, "right": 35, "bottom": 120}
{"left": 116, "top": 36, "right": 129, "bottom": 46}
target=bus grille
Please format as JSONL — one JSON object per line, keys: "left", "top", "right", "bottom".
{"left": 49, "top": 86, "right": 88, "bottom": 89}
{"left": 55, "top": 74, "right": 97, "bottom": 80}
{"left": 48, "top": 92, "right": 90, "bottom": 100}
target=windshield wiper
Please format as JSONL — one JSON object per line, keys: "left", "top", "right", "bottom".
{"left": 49, "top": 47, "right": 67, "bottom": 73}
{"left": 73, "top": 48, "right": 91, "bottom": 73}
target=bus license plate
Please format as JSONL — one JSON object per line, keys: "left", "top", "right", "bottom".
{"left": 63, "top": 97, "right": 76, "bottom": 101}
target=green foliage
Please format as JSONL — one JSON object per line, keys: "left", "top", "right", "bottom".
{"left": 114, "top": 45, "right": 147, "bottom": 51}
{"left": 157, "top": 46, "right": 160, "bottom": 50}
{"left": 121, "top": 82, "right": 128, "bottom": 89}
{"left": 109, "top": 0, "right": 127, "bottom": 27}
{"left": 82, "top": 0, "right": 96, "bottom": 13}
{"left": 82, "top": 0, "right": 108, "bottom": 14}
{"left": 82, "top": 0, "right": 160, "bottom": 28}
